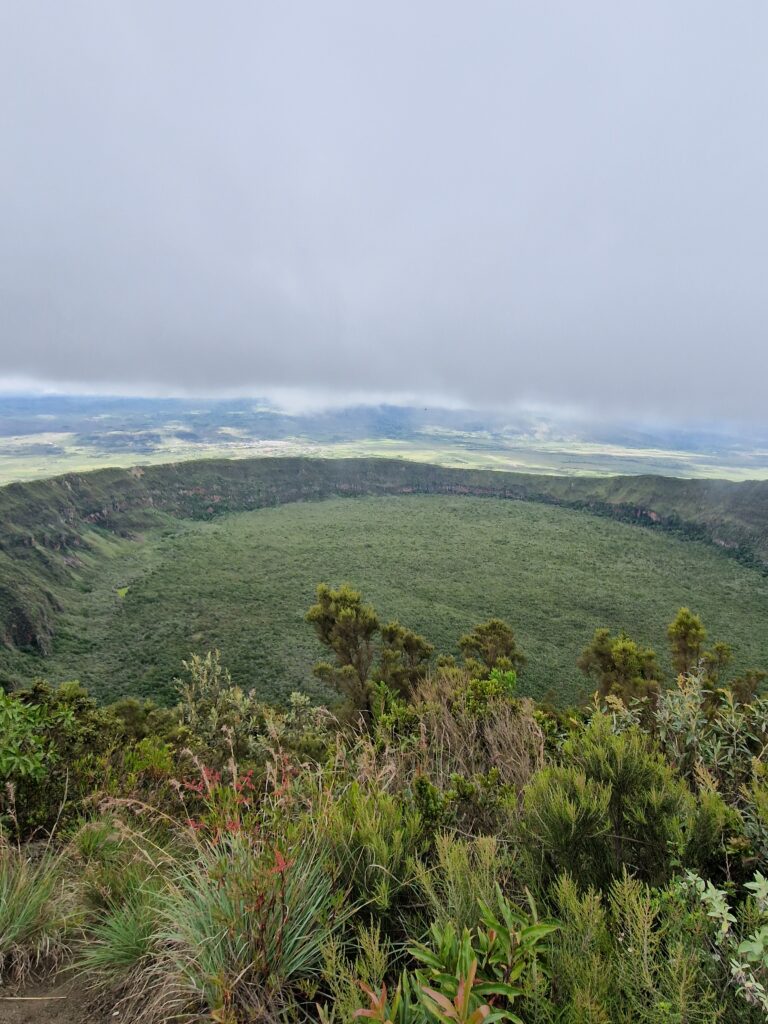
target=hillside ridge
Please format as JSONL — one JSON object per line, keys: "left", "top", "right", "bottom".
{"left": 1, "top": 456, "right": 767, "bottom": 659}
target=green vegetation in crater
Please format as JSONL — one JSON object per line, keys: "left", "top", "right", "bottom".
{"left": 3, "top": 495, "right": 768, "bottom": 707}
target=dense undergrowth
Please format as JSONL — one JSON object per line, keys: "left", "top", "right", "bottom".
{"left": 3, "top": 593, "right": 768, "bottom": 1022}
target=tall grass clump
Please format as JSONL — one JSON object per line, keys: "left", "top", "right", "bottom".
{"left": 0, "top": 840, "right": 71, "bottom": 985}
{"left": 79, "top": 883, "right": 163, "bottom": 1019}
{"left": 157, "top": 831, "right": 350, "bottom": 1020}
{"left": 79, "top": 814, "right": 352, "bottom": 1023}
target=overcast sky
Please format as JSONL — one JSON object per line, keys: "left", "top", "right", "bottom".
{"left": 1, "top": 2, "right": 767, "bottom": 420}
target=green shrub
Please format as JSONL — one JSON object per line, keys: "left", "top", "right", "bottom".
{"left": 174, "top": 649, "right": 265, "bottom": 765}
{"left": 519, "top": 714, "right": 692, "bottom": 890}
{"left": 682, "top": 870, "right": 768, "bottom": 1020}
{"left": 684, "top": 788, "right": 745, "bottom": 881}
{"left": 446, "top": 769, "right": 517, "bottom": 837}
{"left": 408, "top": 886, "right": 557, "bottom": 1024}
{"left": 174, "top": 651, "right": 331, "bottom": 769}
{"left": 544, "top": 872, "right": 725, "bottom": 1024}
{"left": 544, "top": 876, "right": 614, "bottom": 1023}
{"left": 320, "top": 922, "right": 392, "bottom": 1022}
{"left": 464, "top": 669, "right": 518, "bottom": 715}
{"left": 325, "top": 781, "right": 424, "bottom": 921}
{"left": 123, "top": 736, "right": 174, "bottom": 780}
{"left": 519, "top": 765, "right": 612, "bottom": 892}
{"left": 0, "top": 690, "right": 50, "bottom": 782}
{"left": 607, "top": 872, "right": 720, "bottom": 1024}
{"left": 655, "top": 677, "right": 768, "bottom": 803}
{"left": 0, "top": 682, "right": 121, "bottom": 838}
{"left": 346, "top": 888, "right": 556, "bottom": 1024}
{"left": 413, "top": 834, "right": 504, "bottom": 934}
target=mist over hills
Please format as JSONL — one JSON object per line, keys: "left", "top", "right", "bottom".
{"left": 2, "top": 393, "right": 768, "bottom": 484}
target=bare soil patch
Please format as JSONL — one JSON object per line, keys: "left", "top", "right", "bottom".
{"left": 0, "top": 978, "right": 93, "bottom": 1024}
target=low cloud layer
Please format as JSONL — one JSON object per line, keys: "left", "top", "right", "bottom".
{"left": 1, "top": 2, "right": 767, "bottom": 420}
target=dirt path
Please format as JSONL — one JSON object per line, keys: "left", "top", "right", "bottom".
{"left": 0, "top": 979, "right": 92, "bottom": 1024}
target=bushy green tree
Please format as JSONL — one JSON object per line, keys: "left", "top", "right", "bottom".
{"left": 174, "top": 649, "right": 264, "bottom": 764}
{"left": 377, "top": 621, "right": 434, "bottom": 697}
{"left": 458, "top": 618, "right": 525, "bottom": 677}
{"left": 0, "top": 680, "right": 121, "bottom": 838}
{"left": 307, "top": 585, "right": 434, "bottom": 713}
{"left": 106, "top": 697, "right": 178, "bottom": 743}
{"left": 519, "top": 713, "right": 692, "bottom": 889}
{"left": 577, "top": 628, "right": 660, "bottom": 702}
{"left": 668, "top": 607, "right": 707, "bottom": 676}
{"left": 174, "top": 650, "right": 329, "bottom": 767}
{"left": 654, "top": 673, "right": 768, "bottom": 813}
{"left": 519, "top": 764, "right": 613, "bottom": 891}
{"left": 307, "top": 584, "right": 380, "bottom": 713}
{"left": 0, "top": 691, "right": 51, "bottom": 784}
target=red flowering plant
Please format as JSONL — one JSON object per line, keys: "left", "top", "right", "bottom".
{"left": 147, "top": 714, "right": 355, "bottom": 1019}
{"left": 171, "top": 719, "right": 320, "bottom": 845}
{"left": 172, "top": 747, "right": 262, "bottom": 842}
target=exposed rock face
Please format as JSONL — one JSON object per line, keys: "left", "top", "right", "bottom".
{"left": 0, "top": 585, "right": 56, "bottom": 655}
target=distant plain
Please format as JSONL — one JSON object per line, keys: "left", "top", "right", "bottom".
{"left": 2, "top": 394, "right": 768, "bottom": 483}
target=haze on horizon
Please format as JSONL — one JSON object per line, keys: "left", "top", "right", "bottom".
{"left": 1, "top": 2, "right": 767, "bottom": 423}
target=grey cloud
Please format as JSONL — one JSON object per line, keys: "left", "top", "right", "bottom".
{"left": 1, "top": 1, "right": 767, "bottom": 419}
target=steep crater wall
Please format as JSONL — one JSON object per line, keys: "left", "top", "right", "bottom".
{"left": 1, "top": 456, "right": 767, "bottom": 657}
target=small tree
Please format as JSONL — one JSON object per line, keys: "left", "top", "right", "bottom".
{"left": 667, "top": 607, "right": 707, "bottom": 676}
{"left": 377, "top": 621, "right": 434, "bottom": 697}
{"left": 174, "top": 650, "right": 263, "bottom": 764}
{"left": 701, "top": 640, "right": 733, "bottom": 689}
{"left": 306, "top": 584, "right": 380, "bottom": 713}
{"left": 458, "top": 618, "right": 525, "bottom": 677}
{"left": 578, "top": 628, "right": 660, "bottom": 702}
